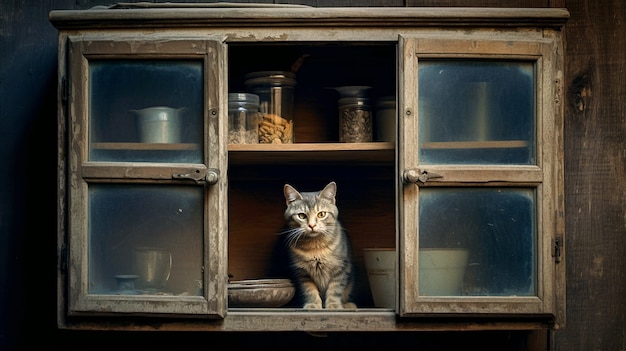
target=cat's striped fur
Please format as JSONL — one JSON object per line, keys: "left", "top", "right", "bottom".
{"left": 282, "top": 182, "right": 356, "bottom": 309}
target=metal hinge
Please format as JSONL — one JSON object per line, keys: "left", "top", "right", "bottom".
{"left": 552, "top": 236, "right": 562, "bottom": 263}
{"left": 554, "top": 76, "right": 562, "bottom": 105}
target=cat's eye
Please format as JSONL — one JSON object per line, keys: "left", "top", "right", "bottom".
{"left": 317, "top": 211, "right": 326, "bottom": 218}
{"left": 297, "top": 213, "right": 307, "bottom": 220}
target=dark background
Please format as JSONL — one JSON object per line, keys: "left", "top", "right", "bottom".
{"left": 1, "top": 0, "right": 624, "bottom": 350}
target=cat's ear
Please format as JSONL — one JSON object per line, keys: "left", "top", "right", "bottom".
{"left": 284, "top": 184, "right": 303, "bottom": 205}
{"left": 318, "top": 181, "right": 337, "bottom": 204}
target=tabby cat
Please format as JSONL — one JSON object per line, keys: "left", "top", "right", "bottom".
{"left": 282, "top": 181, "right": 356, "bottom": 309}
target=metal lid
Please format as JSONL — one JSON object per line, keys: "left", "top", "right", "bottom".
{"left": 244, "top": 71, "right": 297, "bottom": 87}
{"left": 338, "top": 97, "right": 370, "bottom": 108}
{"left": 228, "top": 93, "right": 260, "bottom": 105}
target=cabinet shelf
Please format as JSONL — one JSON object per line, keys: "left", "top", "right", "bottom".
{"left": 228, "top": 142, "right": 395, "bottom": 165}
{"left": 59, "top": 310, "right": 550, "bottom": 332}
{"left": 91, "top": 142, "right": 200, "bottom": 151}
{"left": 421, "top": 140, "right": 528, "bottom": 149}
{"left": 90, "top": 142, "right": 395, "bottom": 165}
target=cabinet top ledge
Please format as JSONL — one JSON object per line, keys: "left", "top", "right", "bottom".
{"left": 49, "top": 6, "right": 569, "bottom": 30}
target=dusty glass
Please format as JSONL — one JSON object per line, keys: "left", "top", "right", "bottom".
{"left": 88, "top": 184, "right": 204, "bottom": 296}
{"left": 88, "top": 60, "right": 204, "bottom": 163}
{"left": 418, "top": 60, "right": 535, "bottom": 165}
{"left": 418, "top": 187, "right": 536, "bottom": 296}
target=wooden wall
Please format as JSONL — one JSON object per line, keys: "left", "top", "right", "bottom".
{"left": 557, "top": 1, "right": 626, "bottom": 349}
{"left": 0, "top": 0, "right": 623, "bottom": 350}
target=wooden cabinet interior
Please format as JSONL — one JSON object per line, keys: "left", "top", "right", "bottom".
{"left": 227, "top": 42, "right": 398, "bottom": 309}
{"left": 229, "top": 43, "right": 397, "bottom": 143}
{"left": 227, "top": 164, "right": 396, "bottom": 308}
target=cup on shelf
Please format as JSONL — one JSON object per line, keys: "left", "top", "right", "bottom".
{"left": 132, "top": 106, "right": 184, "bottom": 143}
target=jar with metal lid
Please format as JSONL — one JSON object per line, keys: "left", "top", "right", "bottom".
{"left": 228, "top": 93, "right": 260, "bottom": 144}
{"left": 338, "top": 97, "right": 372, "bottom": 143}
{"left": 245, "top": 71, "right": 296, "bottom": 144}
{"left": 375, "top": 96, "right": 396, "bottom": 142}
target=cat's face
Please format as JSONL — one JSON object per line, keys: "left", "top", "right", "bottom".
{"left": 283, "top": 182, "right": 340, "bottom": 243}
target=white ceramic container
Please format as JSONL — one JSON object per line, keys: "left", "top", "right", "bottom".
{"left": 363, "top": 248, "right": 396, "bottom": 308}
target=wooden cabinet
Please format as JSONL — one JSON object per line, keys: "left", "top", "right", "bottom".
{"left": 51, "top": 4, "right": 568, "bottom": 331}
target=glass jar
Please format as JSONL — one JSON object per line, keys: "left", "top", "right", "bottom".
{"left": 228, "top": 93, "right": 260, "bottom": 144}
{"left": 245, "top": 71, "right": 296, "bottom": 144}
{"left": 338, "top": 97, "right": 372, "bottom": 143}
{"left": 375, "top": 96, "right": 396, "bottom": 142}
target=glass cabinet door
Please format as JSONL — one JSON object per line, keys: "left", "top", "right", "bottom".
{"left": 88, "top": 59, "right": 204, "bottom": 163}
{"left": 66, "top": 37, "right": 227, "bottom": 317}
{"left": 399, "top": 36, "right": 562, "bottom": 317}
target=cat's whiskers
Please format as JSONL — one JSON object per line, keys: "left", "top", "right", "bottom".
{"left": 281, "top": 182, "right": 355, "bottom": 309}
{"left": 280, "top": 227, "right": 307, "bottom": 248}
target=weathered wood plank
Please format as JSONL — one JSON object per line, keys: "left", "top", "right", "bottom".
{"left": 49, "top": 7, "right": 569, "bottom": 29}
{"left": 407, "top": 0, "right": 554, "bottom": 6}
{"left": 554, "top": 0, "right": 626, "bottom": 350}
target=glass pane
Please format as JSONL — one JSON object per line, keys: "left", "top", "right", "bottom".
{"left": 88, "top": 184, "right": 204, "bottom": 296}
{"left": 418, "top": 188, "right": 536, "bottom": 296}
{"left": 419, "top": 60, "right": 535, "bottom": 165}
{"left": 89, "top": 60, "right": 203, "bottom": 163}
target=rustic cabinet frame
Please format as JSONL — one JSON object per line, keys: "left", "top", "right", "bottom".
{"left": 399, "top": 36, "right": 562, "bottom": 318}
{"left": 65, "top": 36, "right": 228, "bottom": 317}
{"left": 52, "top": 5, "right": 567, "bottom": 332}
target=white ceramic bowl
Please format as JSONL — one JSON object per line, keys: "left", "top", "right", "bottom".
{"left": 363, "top": 248, "right": 396, "bottom": 308}
{"left": 419, "top": 248, "right": 470, "bottom": 296}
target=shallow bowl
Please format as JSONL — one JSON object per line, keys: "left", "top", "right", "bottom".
{"left": 228, "top": 279, "right": 295, "bottom": 308}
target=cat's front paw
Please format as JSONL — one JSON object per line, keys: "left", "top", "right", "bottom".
{"left": 325, "top": 302, "right": 343, "bottom": 309}
{"left": 303, "top": 302, "right": 323, "bottom": 309}
{"left": 343, "top": 302, "right": 357, "bottom": 310}
{"left": 325, "top": 301, "right": 357, "bottom": 310}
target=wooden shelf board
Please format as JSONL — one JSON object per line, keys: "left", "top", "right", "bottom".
{"left": 91, "top": 142, "right": 199, "bottom": 150}
{"left": 228, "top": 142, "right": 394, "bottom": 152}
{"left": 421, "top": 140, "right": 528, "bottom": 149}
{"left": 228, "top": 142, "right": 395, "bottom": 164}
